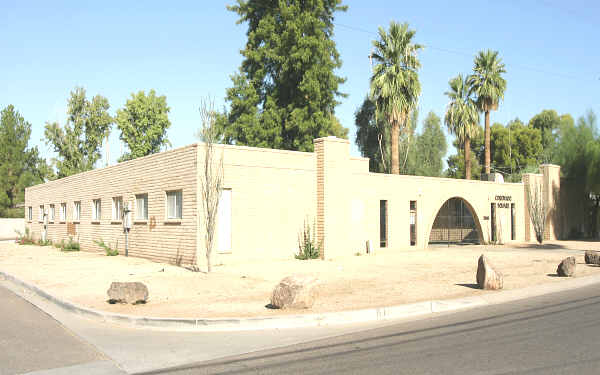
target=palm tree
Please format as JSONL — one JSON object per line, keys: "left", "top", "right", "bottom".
{"left": 370, "top": 21, "right": 422, "bottom": 174}
{"left": 445, "top": 74, "right": 479, "bottom": 179}
{"left": 467, "top": 50, "right": 506, "bottom": 176}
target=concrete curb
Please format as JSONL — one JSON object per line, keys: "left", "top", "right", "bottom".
{"left": 2, "top": 270, "right": 600, "bottom": 332}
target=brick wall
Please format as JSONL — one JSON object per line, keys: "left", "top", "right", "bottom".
{"left": 25, "top": 145, "right": 198, "bottom": 264}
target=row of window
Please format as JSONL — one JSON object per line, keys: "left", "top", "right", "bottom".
{"left": 27, "top": 191, "right": 183, "bottom": 222}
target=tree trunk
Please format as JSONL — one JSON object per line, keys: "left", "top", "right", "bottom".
{"left": 484, "top": 110, "right": 491, "bottom": 175}
{"left": 464, "top": 137, "right": 471, "bottom": 180}
{"left": 206, "top": 251, "right": 212, "bottom": 273}
{"left": 391, "top": 121, "right": 400, "bottom": 174}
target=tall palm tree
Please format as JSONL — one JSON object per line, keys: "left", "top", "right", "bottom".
{"left": 370, "top": 21, "right": 422, "bottom": 174}
{"left": 444, "top": 74, "right": 479, "bottom": 179}
{"left": 467, "top": 50, "right": 506, "bottom": 176}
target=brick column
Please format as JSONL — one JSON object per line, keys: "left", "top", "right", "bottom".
{"left": 314, "top": 136, "right": 351, "bottom": 259}
{"left": 541, "top": 164, "right": 561, "bottom": 240}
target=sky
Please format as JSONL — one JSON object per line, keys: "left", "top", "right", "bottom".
{"left": 1, "top": 0, "right": 598, "bottom": 168}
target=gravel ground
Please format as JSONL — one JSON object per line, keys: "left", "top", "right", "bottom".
{"left": 1, "top": 241, "right": 599, "bottom": 318}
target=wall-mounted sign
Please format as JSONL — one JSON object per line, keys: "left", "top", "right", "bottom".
{"left": 494, "top": 195, "right": 512, "bottom": 208}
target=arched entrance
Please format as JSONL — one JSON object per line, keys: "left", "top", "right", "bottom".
{"left": 429, "top": 197, "right": 482, "bottom": 245}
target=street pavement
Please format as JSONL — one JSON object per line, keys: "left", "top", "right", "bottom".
{"left": 138, "top": 284, "right": 600, "bottom": 374}
{"left": 3, "top": 277, "right": 600, "bottom": 374}
{"left": 0, "top": 284, "right": 123, "bottom": 375}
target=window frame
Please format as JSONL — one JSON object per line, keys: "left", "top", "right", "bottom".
{"left": 112, "top": 196, "right": 123, "bottom": 222}
{"left": 73, "top": 201, "right": 81, "bottom": 222}
{"left": 27, "top": 206, "right": 32, "bottom": 221}
{"left": 39, "top": 205, "right": 44, "bottom": 222}
{"left": 92, "top": 199, "right": 102, "bottom": 222}
{"left": 49, "top": 204, "right": 55, "bottom": 223}
{"left": 135, "top": 193, "right": 149, "bottom": 221}
{"left": 59, "top": 202, "right": 67, "bottom": 222}
{"left": 166, "top": 190, "right": 183, "bottom": 220}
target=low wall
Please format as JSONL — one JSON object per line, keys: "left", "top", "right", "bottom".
{"left": 0, "top": 218, "right": 24, "bottom": 240}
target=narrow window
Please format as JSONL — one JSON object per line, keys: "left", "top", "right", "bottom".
{"left": 166, "top": 190, "right": 182, "bottom": 219}
{"left": 39, "top": 205, "right": 44, "bottom": 222}
{"left": 511, "top": 203, "right": 516, "bottom": 241}
{"left": 92, "top": 199, "right": 101, "bottom": 221}
{"left": 136, "top": 194, "right": 148, "bottom": 220}
{"left": 112, "top": 197, "right": 123, "bottom": 221}
{"left": 218, "top": 189, "right": 232, "bottom": 252}
{"left": 60, "top": 203, "right": 66, "bottom": 222}
{"left": 491, "top": 203, "right": 497, "bottom": 243}
{"left": 27, "top": 206, "right": 32, "bottom": 221}
{"left": 410, "top": 200, "right": 417, "bottom": 246}
{"left": 380, "top": 200, "right": 388, "bottom": 248}
{"left": 49, "top": 204, "right": 55, "bottom": 222}
{"left": 73, "top": 201, "right": 81, "bottom": 222}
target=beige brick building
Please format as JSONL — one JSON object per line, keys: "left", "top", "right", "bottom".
{"left": 25, "top": 136, "right": 566, "bottom": 267}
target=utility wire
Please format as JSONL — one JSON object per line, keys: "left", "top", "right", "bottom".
{"left": 334, "top": 22, "right": 594, "bottom": 82}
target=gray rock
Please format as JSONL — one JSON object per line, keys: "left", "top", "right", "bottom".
{"left": 557, "top": 256, "right": 576, "bottom": 277}
{"left": 476, "top": 254, "right": 503, "bottom": 290}
{"left": 584, "top": 251, "right": 600, "bottom": 265}
{"left": 270, "top": 275, "right": 321, "bottom": 309}
{"left": 107, "top": 282, "right": 148, "bottom": 304}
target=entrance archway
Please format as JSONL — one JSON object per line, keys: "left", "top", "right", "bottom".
{"left": 429, "top": 197, "right": 482, "bottom": 245}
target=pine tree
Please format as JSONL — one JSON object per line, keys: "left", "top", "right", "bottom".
{"left": 218, "top": 0, "right": 348, "bottom": 152}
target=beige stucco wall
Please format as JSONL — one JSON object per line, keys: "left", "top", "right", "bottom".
{"left": 197, "top": 143, "right": 317, "bottom": 267}
{"left": 25, "top": 145, "right": 198, "bottom": 264}
{"left": 25, "top": 136, "right": 563, "bottom": 266}
{"left": 314, "top": 137, "right": 528, "bottom": 259}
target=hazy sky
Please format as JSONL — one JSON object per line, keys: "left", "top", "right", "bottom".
{"left": 1, "top": 0, "right": 598, "bottom": 167}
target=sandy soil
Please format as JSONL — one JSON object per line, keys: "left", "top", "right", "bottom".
{"left": 1, "top": 241, "right": 599, "bottom": 318}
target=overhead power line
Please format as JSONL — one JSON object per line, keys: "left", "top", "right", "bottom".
{"left": 333, "top": 22, "right": 594, "bottom": 82}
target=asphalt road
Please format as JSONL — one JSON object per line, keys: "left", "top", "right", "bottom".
{"left": 0, "top": 284, "right": 115, "bottom": 375}
{"left": 144, "top": 284, "right": 600, "bottom": 375}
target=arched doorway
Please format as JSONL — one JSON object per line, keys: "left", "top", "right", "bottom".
{"left": 429, "top": 197, "right": 481, "bottom": 245}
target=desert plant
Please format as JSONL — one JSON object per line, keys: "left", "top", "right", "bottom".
{"left": 295, "top": 218, "right": 321, "bottom": 260}
{"left": 61, "top": 237, "right": 80, "bottom": 252}
{"left": 15, "top": 228, "right": 35, "bottom": 245}
{"left": 36, "top": 238, "right": 52, "bottom": 246}
{"left": 526, "top": 182, "right": 548, "bottom": 243}
{"left": 196, "top": 97, "right": 224, "bottom": 272}
{"left": 94, "top": 239, "right": 119, "bottom": 256}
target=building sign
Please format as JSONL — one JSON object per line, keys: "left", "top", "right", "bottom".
{"left": 495, "top": 195, "right": 512, "bottom": 209}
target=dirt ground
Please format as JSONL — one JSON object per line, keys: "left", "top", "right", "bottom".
{"left": 1, "top": 241, "right": 599, "bottom": 318}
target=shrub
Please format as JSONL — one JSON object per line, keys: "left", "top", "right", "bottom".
{"left": 60, "top": 237, "right": 80, "bottom": 252}
{"left": 94, "top": 239, "right": 119, "bottom": 256}
{"left": 295, "top": 218, "right": 321, "bottom": 260}
{"left": 15, "top": 228, "right": 35, "bottom": 245}
{"left": 36, "top": 238, "right": 52, "bottom": 246}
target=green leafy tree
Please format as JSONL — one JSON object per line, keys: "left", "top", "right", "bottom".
{"left": 444, "top": 74, "right": 479, "bottom": 179}
{"left": 218, "top": 0, "right": 348, "bottom": 152}
{"left": 528, "top": 109, "right": 574, "bottom": 163}
{"left": 410, "top": 111, "right": 447, "bottom": 177}
{"left": 370, "top": 21, "right": 422, "bottom": 174}
{"left": 116, "top": 90, "right": 171, "bottom": 162}
{"left": 355, "top": 97, "right": 389, "bottom": 173}
{"left": 468, "top": 50, "right": 507, "bottom": 176}
{"left": 44, "top": 87, "right": 112, "bottom": 178}
{"left": 490, "top": 119, "right": 543, "bottom": 181}
{"left": 0, "top": 105, "right": 51, "bottom": 217}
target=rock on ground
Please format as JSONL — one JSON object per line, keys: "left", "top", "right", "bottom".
{"left": 584, "top": 251, "right": 600, "bottom": 265}
{"left": 557, "top": 256, "right": 576, "bottom": 277}
{"left": 270, "top": 275, "right": 321, "bottom": 309}
{"left": 476, "top": 255, "right": 504, "bottom": 290}
{"left": 107, "top": 281, "right": 149, "bottom": 304}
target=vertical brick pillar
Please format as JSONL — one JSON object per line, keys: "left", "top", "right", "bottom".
{"left": 314, "top": 136, "right": 351, "bottom": 259}
{"left": 541, "top": 164, "right": 561, "bottom": 240}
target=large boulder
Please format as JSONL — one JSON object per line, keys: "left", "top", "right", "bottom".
{"left": 270, "top": 275, "right": 321, "bottom": 309}
{"left": 557, "top": 257, "right": 576, "bottom": 277}
{"left": 107, "top": 282, "right": 149, "bottom": 304}
{"left": 584, "top": 251, "right": 600, "bottom": 265}
{"left": 476, "top": 255, "right": 503, "bottom": 290}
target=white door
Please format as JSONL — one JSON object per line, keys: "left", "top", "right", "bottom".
{"left": 218, "top": 189, "right": 232, "bottom": 252}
